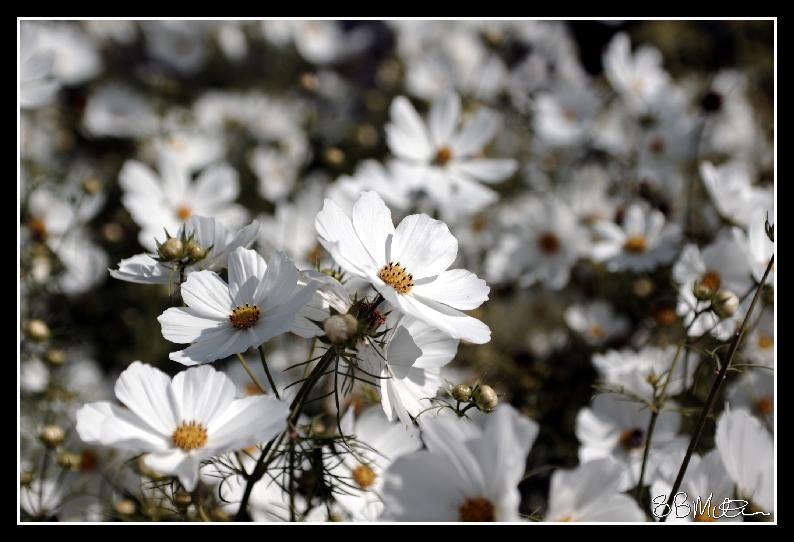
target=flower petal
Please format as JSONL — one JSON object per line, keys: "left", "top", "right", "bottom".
{"left": 113, "top": 361, "right": 179, "bottom": 437}
{"left": 412, "top": 269, "right": 489, "bottom": 311}
{"left": 180, "top": 270, "right": 233, "bottom": 318}
{"left": 352, "top": 191, "right": 394, "bottom": 269}
{"left": 391, "top": 214, "right": 458, "bottom": 279}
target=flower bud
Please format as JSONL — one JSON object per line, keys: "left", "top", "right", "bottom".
{"left": 473, "top": 385, "right": 498, "bottom": 412}
{"left": 45, "top": 348, "right": 66, "bottom": 366}
{"left": 712, "top": 289, "right": 739, "bottom": 318}
{"left": 114, "top": 499, "right": 137, "bottom": 516}
{"left": 21, "top": 471, "right": 34, "bottom": 487}
{"left": 185, "top": 240, "right": 208, "bottom": 262}
{"left": 692, "top": 278, "right": 717, "bottom": 301}
{"left": 158, "top": 237, "right": 185, "bottom": 260}
{"left": 324, "top": 314, "right": 359, "bottom": 345}
{"left": 56, "top": 451, "right": 82, "bottom": 471}
{"left": 81, "top": 177, "right": 102, "bottom": 194}
{"left": 174, "top": 490, "right": 192, "bottom": 508}
{"left": 451, "top": 384, "right": 472, "bottom": 402}
{"left": 26, "top": 319, "right": 50, "bottom": 342}
{"left": 40, "top": 424, "right": 65, "bottom": 448}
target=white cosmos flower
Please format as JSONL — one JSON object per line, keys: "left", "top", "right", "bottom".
{"left": 261, "top": 20, "right": 373, "bottom": 65}
{"left": 576, "top": 393, "right": 687, "bottom": 491}
{"left": 591, "top": 201, "right": 681, "bottom": 272}
{"left": 82, "top": 83, "right": 158, "bottom": 139}
{"left": 110, "top": 216, "right": 259, "bottom": 285}
{"left": 380, "top": 405, "right": 538, "bottom": 522}
{"left": 119, "top": 149, "right": 248, "bottom": 251}
{"left": 158, "top": 247, "right": 317, "bottom": 365}
{"left": 742, "top": 308, "right": 774, "bottom": 368}
{"left": 76, "top": 362, "right": 288, "bottom": 492}
{"left": 486, "top": 196, "right": 587, "bottom": 289}
{"left": 734, "top": 208, "right": 775, "bottom": 284}
{"left": 699, "top": 161, "right": 773, "bottom": 230}
{"left": 564, "top": 301, "right": 629, "bottom": 347}
{"left": 20, "top": 478, "right": 63, "bottom": 518}
{"left": 326, "top": 160, "right": 412, "bottom": 215}
{"left": 330, "top": 407, "right": 421, "bottom": 521}
{"left": 545, "top": 458, "right": 645, "bottom": 522}
{"left": 715, "top": 407, "right": 774, "bottom": 513}
{"left": 315, "top": 190, "right": 491, "bottom": 344}
{"left": 20, "top": 23, "right": 59, "bottom": 109}
{"left": 603, "top": 33, "right": 670, "bottom": 114}
{"left": 386, "top": 93, "right": 518, "bottom": 221}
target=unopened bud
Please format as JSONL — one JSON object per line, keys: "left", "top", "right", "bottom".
{"left": 473, "top": 385, "right": 499, "bottom": 412}
{"left": 81, "top": 177, "right": 102, "bottom": 194}
{"left": 26, "top": 319, "right": 50, "bottom": 342}
{"left": 45, "top": 348, "right": 66, "bottom": 366}
{"left": 56, "top": 451, "right": 82, "bottom": 471}
{"left": 114, "top": 499, "right": 137, "bottom": 516}
{"left": 323, "top": 147, "right": 345, "bottom": 167}
{"left": 692, "top": 278, "right": 717, "bottom": 301}
{"left": 324, "top": 314, "right": 359, "bottom": 345}
{"left": 712, "top": 289, "right": 739, "bottom": 318}
{"left": 320, "top": 268, "right": 343, "bottom": 281}
{"left": 40, "top": 424, "right": 65, "bottom": 448}
{"left": 159, "top": 237, "right": 185, "bottom": 260}
{"left": 21, "top": 471, "right": 34, "bottom": 487}
{"left": 451, "top": 384, "right": 472, "bottom": 402}
{"left": 185, "top": 240, "right": 207, "bottom": 262}
{"left": 174, "top": 490, "right": 192, "bottom": 508}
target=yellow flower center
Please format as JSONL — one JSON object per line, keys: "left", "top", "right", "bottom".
{"left": 306, "top": 243, "right": 324, "bottom": 265}
{"left": 352, "top": 464, "right": 377, "bottom": 489}
{"left": 757, "top": 333, "right": 773, "bottom": 351}
{"left": 754, "top": 396, "right": 773, "bottom": 416}
{"left": 618, "top": 428, "right": 645, "bottom": 451}
{"left": 459, "top": 497, "right": 495, "bottom": 522}
{"left": 587, "top": 324, "right": 605, "bottom": 339}
{"left": 176, "top": 205, "right": 193, "bottom": 221}
{"left": 378, "top": 262, "right": 414, "bottom": 294}
{"left": 700, "top": 270, "right": 722, "bottom": 293}
{"left": 229, "top": 304, "right": 261, "bottom": 330}
{"left": 172, "top": 421, "right": 208, "bottom": 451}
{"left": 434, "top": 146, "right": 453, "bottom": 166}
{"left": 538, "top": 232, "right": 560, "bottom": 254}
{"left": 623, "top": 234, "right": 648, "bottom": 253}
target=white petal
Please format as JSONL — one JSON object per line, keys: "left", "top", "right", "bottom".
{"left": 352, "top": 191, "right": 394, "bottom": 269}
{"left": 391, "top": 214, "right": 458, "bottom": 279}
{"left": 206, "top": 395, "right": 288, "bottom": 453}
{"left": 386, "top": 96, "right": 433, "bottom": 161}
{"left": 159, "top": 307, "right": 226, "bottom": 344}
{"left": 170, "top": 365, "right": 237, "bottom": 426}
{"left": 181, "top": 270, "right": 233, "bottom": 318}
{"left": 255, "top": 251, "right": 299, "bottom": 310}
{"left": 144, "top": 450, "right": 201, "bottom": 491}
{"left": 315, "top": 198, "right": 374, "bottom": 277}
{"left": 113, "top": 361, "right": 179, "bottom": 437}
{"left": 452, "top": 159, "right": 518, "bottom": 183}
{"left": 412, "top": 269, "right": 489, "bottom": 310}
{"left": 450, "top": 108, "right": 498, "bottom": 157}
{"left": 428, "top": 92, "right": 460, "bottom": 146}
{"left": 228, "top": 247, "right": 267, "bottom": 304}
{"left": 75, "top": 401, "right": 169, "bottom": 451}
{"left": 389, "top": 290, "right": 491, "bottom": 344}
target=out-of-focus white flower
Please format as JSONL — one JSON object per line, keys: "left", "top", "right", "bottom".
{"left": 699, "top": 161, "right": 773, "bottom": 230}
{"left": 82, "top": 83, "right": 158, "bottom": 139}
{"left": 386, "top": 93, "right": 518, "bottom": 222}
{"left": 592, "top": 346, "right": 696, "bottom": 401}
{"left": 20, "top": 23, "right": 59, "bottom": 109}
{"left": 158, "top": 248, "right": 317, "bottom": 365}
{"left": 673, "top": 229, "right": 754, "bottom": 340}
{"left": 119, "top": 149, "right": 248, "bottom": 251}
{"left": 326, "top": 160, "right": 412, "bottom": 216}
{"left": 83, "top": 20, "right": 138, "bottom": 44}
{"left": 742, "top": 308, "right": 774, "bottom": 369}
{"left": 26, "top": 22, "right": 102, "bottom": 86}
{"left": 111, "top": 216, "right": 259, "bottom": 285}
{"left": 715, "top": 407, "right": 774, "bottom": 513}
{"left": 76, "top": 362, "right": 288, "bottom": 491}
{"left": 248, "top": 147, "right": 301, "bottom": 203}
{"left": 215, "top": 21, "right": 249, "bottom": 61}
{"left": 315, "top": 191, "right": 491, "bottom": 344}
{"left": 261, "top": 20, "right": 373, "bottom": 65}
{"left": 591, "top": 201, "right": 681, "bottom": 272}
{"left": 21, "top": 478, "right": 63, "bottom": 518}
{"left": 564, "top": 301, "right": 629, "bottom": 347}
{"left": 142, "top": 20, "right": 208, "bottom": 75}
{"left": 486, "top": 196, "right": 587, "bottom": 289}
{"left": 576, "top": 393, "right": 686, "bottom": 491}
{"left": 380, "top": 405, "right": 539, "bottom": 521}
{"left": 728, "top": 370, "right": 773, "bottom": 427}
{"left": 733, "top": 208, "right": 775, "bottom": 284}
{"left": 150, "top": 129, "right": 225, "bottom": 173}
{"left": 533, "top": 86, "right": 600, "bottom": 147}
{"left": 545, "top": 458, "right": 645, "bottom": 521}
{"left": 603, "top": 33, "right": 670, "bottom": 114}
{"left": 21, "top": 358, "right": 50, "bottom": 393}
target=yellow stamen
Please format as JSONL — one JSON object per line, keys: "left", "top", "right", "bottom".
{"left": 352, "top": 464, "right": 377, "bottom": 489}
{"left": 378, "top": 262, "right": 414, "bottom": 294}
{"left": 434, "top": 146, "right": 453, "bottom": 166}
{"left": 172, "top": 421, "right": 208, "bottom": 451}
{"left": 623, "top": 235, "right": 648, "bottom": 253}
{"left": 459, "top": 497, "right": 495, "bottom": 522}
{"left": 176, "top": 205, "right": 192, "bottom": 221}
{"left": 229, "top": 304, "right": 261, "bottom": 330}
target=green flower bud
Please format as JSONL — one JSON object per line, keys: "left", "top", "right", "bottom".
{"left": 158, "top": 237, "right": 185, "bottom": 260}
{"left": 473, "top": 385, "right": 498, "bottom": 412}
{"left": 451, "top": 384, "right": 472, "bottom": 402}
{"left": 712, "top": 289, "right": 739, "bottom": 318}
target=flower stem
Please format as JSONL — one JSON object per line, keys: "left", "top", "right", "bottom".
{"left": 635, "top": 410, "right": 658, "bottom": 500}
{"left": 661, "top": 255, "right": 773, "bottom": 521}
{"left": 258, "top": 345, "right": 280, "bottom": 400}
{"left": 235, "top": 353, "right": 265, "bottom": 395}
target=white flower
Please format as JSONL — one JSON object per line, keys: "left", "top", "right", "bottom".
{"left": 380, "top": 405, "right": 538, "bottom": 521}
{"left": 603, "top": 33, "right": 670, "bottom": 113}
{"left": 699, "top": 161, "right": 773, "bottom": 229}
{"left": 20, "top": 23, "right": 59, "bottom": 109}
{"left": 486, "top": 196, "right": 587, "bottom": 289}
{"left": 533, "top": 86, "right": 600, "bottom": 147}
{"left": 715, "top": 407, "right": 774, "bottom": 513}
{"left": 386, "top": 93, "right": 518, "bottom": 221}
{"left": 142, "top": 21, "right": 208, "bottom": 75}
{"left": 591, "top": 201, "right": 681, "bottom": 272}
{"left": 27, "top": 22, "right": 102, "bottom": 86}
{"left": 315, "top": 190, "right": 491, "bottom": 343}
{"left": 727, "top": 370, "right": 773, "bottom": 427}
{"left": 326, "top": 160, "right": 412, "bottom": 215}
{"left": 564, "top": 301, "right": 629, "bottom": 347}
{"left": 545, "top": 458, "right": 645, "bottom": 522}
{"left": 119, "top": 149, "right": 248, "bottom": 251}
{"left": 20, "top": 478, "right": 63, "bottom": 518}
{"left": 741, "top": 308, "right": 774, "bottom": 368}
{"left": 261, "top": 20, "right": 373, "bottom": 65}
{"left": 158, "top": 247, "right": 316, "bottom": 365}
{"left": 21, "top": 358, "right": 50, "bottom": 394}
{"left": 110, "top": 216, "right": 259, "bottom": 285}
{"left": 673, "top": 228, "right": 754, "bottom": 340}
{"left": 82, "top": 83, "right": 158, "bottom": 139}
{"left": 733, "top": 208, "right": 775, "bottom": 284}
{"left": 330, "top": 407, "right": 421, "bottom": 521}
{"left": 576, "top": 393, "right": 686, "bottom": 491}
{"left": 76, "top": 361, "right": 288, "bottom": 491}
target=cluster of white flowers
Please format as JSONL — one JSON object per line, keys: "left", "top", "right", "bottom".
{"left": 20, "top": 19, "right": 774, "bottom": 523}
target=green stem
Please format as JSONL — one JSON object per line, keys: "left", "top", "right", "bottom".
{"left": 661, "top": 255, "right": 773, "bottom": 522}
{"left": 635, "top": 410, "right": 659, "bottom": 500}
{"left": 236, "top": 353, "right": 265, "bottom": 395}
{"left": 258, "top": 345, "right": 280, "bottom": 400}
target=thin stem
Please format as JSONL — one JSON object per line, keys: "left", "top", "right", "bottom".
{"left": 236, "top": 353, "right": 265, "bottom": 395}
{"left": 635, "top": 410, "right": 658, "bottom": 500}
{"left": 258, "top": 345, "right": 280, "bottom": 400}
{"left": 661, "top": 255, "right": 773, "bottom": 522}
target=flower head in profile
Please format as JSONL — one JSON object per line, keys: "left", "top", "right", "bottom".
{"left": 315, "top": 190, "right": 491, "bottom": 344}
{"left": 158, "top": 247, "right": 316, "bottom": 365}
{"left": 76, "top": 362, "right": 288, "bottom": 491}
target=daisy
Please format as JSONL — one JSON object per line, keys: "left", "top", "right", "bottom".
{"left": 673, "top": 228, "right": 754, "bottom": 340}
{"left": 576, "top": 393, "right": 687, "bottom": 491}
{"left": 602, "top": 33, "right": 670, "bottom": 114}
{"left": 110, "top": 216, "right": 260, "bottom": 285}
{"left": 315, "top": 190, "right": 491, "bottom": 344}
{"left": 699, "top": 161, "right": 773, "bottom": 230}
{"left": 715, "top": 407, "right": 774, "bottom": 513}
{"left": 158, "top": 247, "right": 317, "bottom": 365}
{"left": 486, "top": 196, "right": 587, "bottom": 289}
{"left": 545, "top": 458, "right": 645, "bottom": 522}
{"left": 564, "top": 301, "right": 629, "bottom": 347}
{"left": 75, "top": 361, "right": 288, "bottom": 492}
{"left": 385, "top": 92, "right": 518, "bottom": 222}
{"left": 591, "top": 201, "right": 681, "bottom": 272}
{"left": 119, "top": 149, "right": 248, "bottom": 251}
{"left": 380, "top": 405, "right": 539, "bottom": 521}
